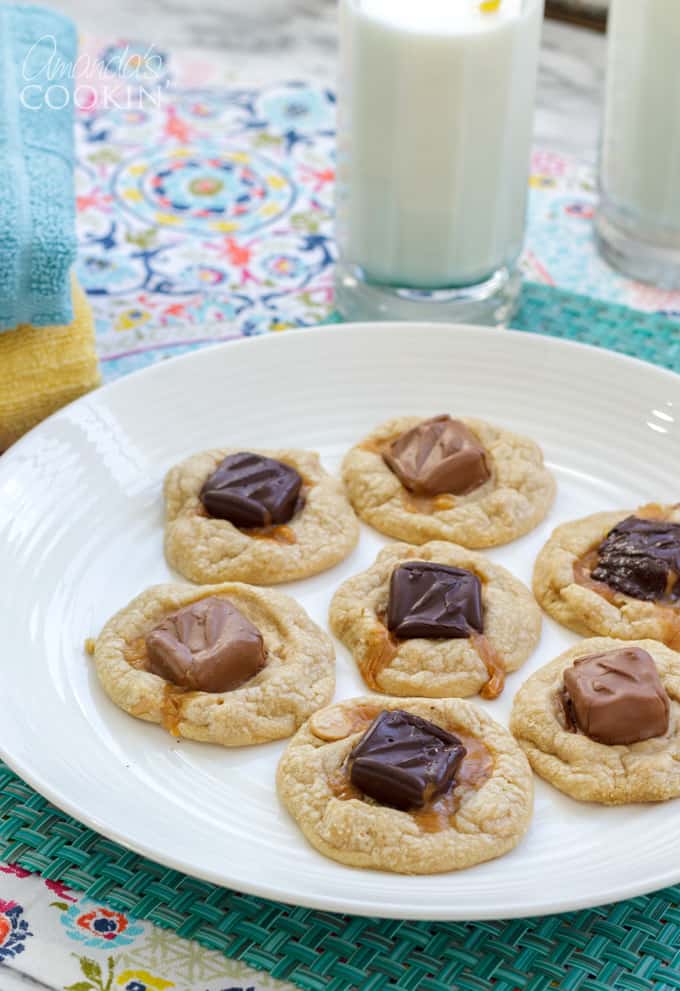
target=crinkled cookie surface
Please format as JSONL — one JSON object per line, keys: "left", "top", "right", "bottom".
{"left": 533, "top": 505, "right": 680, "bottom": 644}
{"left": 329, "top": 541, "right": 541, "bottom": 698}
{"left": 93, "top": 581, "right": 335, "bottom": 746}
{"left": 510, "top": 637, "right": 680, "bottom": 804}
{"left": 342, "top": 416, "right": 555, "bottom": 548}
{"left": 277, "top": 696, "right": 534, "bottom": 873}
{"left": 165, "top": 448, "right": 359, "bottom": 584}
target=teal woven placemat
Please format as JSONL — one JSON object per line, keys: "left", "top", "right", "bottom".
{"left": 2, "top": 282, "right": 680, "bottom": 991}
{"left": 515, "top": 282, "right": 680, "bottom": 371}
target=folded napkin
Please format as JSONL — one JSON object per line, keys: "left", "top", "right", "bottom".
{"left": 0, "top": 4, "right": 78, "bottom": 331}
{"left": 0, "top": 277, "right": 100, "bottom": 450}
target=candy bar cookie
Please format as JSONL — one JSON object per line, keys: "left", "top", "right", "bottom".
{"left": 330, "top": 541, "right": 541, "bottom": 698}
{"left": 165, "top": 449, "right": 359, "bottom": 584}
{"left": 510, "top": 638, "right": 680, "bottom": 804}
{"left": 91, "top": 582, "right": 335, "bottom": 746}
{"left": 277, "top": 697, "right": 533, "bottom": 873}
{"left": 342, "top": 414, "right": 555, "bottom": 547}
{"left": 533, "top": 504, "right": 680, "bottom": 646}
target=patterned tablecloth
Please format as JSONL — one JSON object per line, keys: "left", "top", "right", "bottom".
{"left": 66, "top": 38, "right": 680, "bottom": 385}
{"left": 2, "top": 33, "right": 680, "bottom": 991}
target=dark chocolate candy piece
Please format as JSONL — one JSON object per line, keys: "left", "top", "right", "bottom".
{"left": 383, "top": 415, "right": 490, "bottom": 497}
{"left": 387, "top": 561, "right": 483, "bottom": 639}
{"left": 562, "top": 646, "right": 670, "bottom": 745}
{"left": 591, "top": 515, "right": 680, "bottom": 602}
{"left": 348, "top": 709, "right": 467, "bottom": 810}
{"left": 146, "top": 596, "right": 265, "bottom": 692}
{"left": 200, "top": 452, "right": 302, "bottom": 528}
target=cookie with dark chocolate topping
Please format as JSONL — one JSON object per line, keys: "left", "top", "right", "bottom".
{"left": 277, "top": 696, "right": 533, "bottom": 874}
{"left": 164, "top": 448, "right": 358, "bottom": 585}
{"left": 533, "top": 505, "right": 680, "bottom": 646}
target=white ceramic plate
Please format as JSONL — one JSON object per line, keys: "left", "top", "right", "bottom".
{"left": 1, "top": 323, "right": 679, "bottom": 921}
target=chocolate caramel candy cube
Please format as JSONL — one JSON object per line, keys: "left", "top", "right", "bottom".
{"left": 348, "top": 709, "right": 467, "bottom": 810}
{"left": 200, "top": 452, "right": 302, "bottom": 528}
{"left": 562, "top": 646, "right": 670, "bottom": 745}
{"left": 591, "top": 515, "right": 680, "bottom": 602}
{"left": 383, "top": 415, "right": 490, "bottom": 497}
{"left": 146, "top": 596, "right": 265, "bottom": 692}
{"left": 387, "top": 561, "right": 483, "bottom": 639}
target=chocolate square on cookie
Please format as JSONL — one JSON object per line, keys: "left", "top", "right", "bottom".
{"left": 146, "top": 596, "right": 265, "bottom": 692}
{"left": 382, "top": 415, "right": 490, "bottom": 496}
{"left": 562, "top": 646, "right": 670, "bottom": 745}
{"left": 348, "top": 709, "right": 467, "bottom": 810}
{"left": 386, "top": 561, "right": 483, "bottom": 639}
{"left": 591, "top": 515, "right": 680, "bottom": 602}
{"left": 200, "top": 452, "right": 302, "bottom": 528}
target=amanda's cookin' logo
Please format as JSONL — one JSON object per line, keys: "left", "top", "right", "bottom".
{"left": 20, "top": 37, "right": 167, "bottom": 110}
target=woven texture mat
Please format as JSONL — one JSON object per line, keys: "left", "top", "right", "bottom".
{"left": 2, "top": 283, "right": 680, "bottom": 990}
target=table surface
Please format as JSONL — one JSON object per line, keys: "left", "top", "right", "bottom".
{"left": 54, "top": 0, "right": 606, "bottom": 159}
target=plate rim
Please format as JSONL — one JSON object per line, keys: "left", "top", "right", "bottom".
{"left": 5, "top": 320, "right": 680, "bottom": 463}
{"left": 2, "top": 320, "right": 680, "bottom": 921}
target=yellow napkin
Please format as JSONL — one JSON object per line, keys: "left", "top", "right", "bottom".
{"left": 0, "top": 276, "right": 100, "bottom": 450}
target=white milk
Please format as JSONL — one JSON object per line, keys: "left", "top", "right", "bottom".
{"left": 600, "top": 0, "right": 680, "bottom": 231}
{"left": 336, "top": 0, "right": 543, "bottom": 290}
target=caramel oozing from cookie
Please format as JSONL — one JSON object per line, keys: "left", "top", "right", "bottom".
{"left": 413, "top": 736, "right": 493, "bottom": 831}
{"left": 400, "top": 491, "right": 457, "bottom": 515}
{"left": 327, "top": 724, "right": 493, "bottom": 833}
{"left": 160, "top": 684, "right": 191, "bottom": 737}
{"left": 310, "top": 703, "right": 383, "bottom": 742}
{"left": 574, "top": 506, "right": 680, "bottom": 650}
{"left": 362, "top": 616, "right": 505, "bottom": 698}
{"left": 195, "top": 482, "right": 310, "bottom": 543}
{"left": 124, "top": 640, "right": 194, "bottom": 737}
{"left": 361, "top": 619, "right": 400, "bottom": 691}
{"left": 359, "top": 438, "right": 460, "bottom": 516}
{"left": 471, "top": 634, "right": 506, "bottom": 700}
{"left": 247, "top": 524, "right": 297, "bottom": 544}
{"left": 123, "top": 637, "right": 149, "bottom": 670}
{"left": 573, "top": 548, "right": 620, "bottom": 606}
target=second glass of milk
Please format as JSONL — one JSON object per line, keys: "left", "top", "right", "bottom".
{"left": 335, "top": 0, "right": 544, "bottom": 325}
{"left": 596, "top": 0, "right": 680, "bottom": 289}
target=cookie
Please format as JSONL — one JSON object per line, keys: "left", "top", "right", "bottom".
{"left": 277, "top": 696, "right": 534, "bottom": 874}
{"left": 164, "top": 448, "right": 359, "bottom": 584}
{"left": 92, "top": 582, "right": 335, "bottom": 746}
{"left": 342, "top": 415, "right": 555, "bottom": 547}
{"left": 510, "top": 637, "right": 680, "bottom": 804}
{"left": 533, "top": 504, "right": 680, "bottom": 647}
{"left": 329, "top": 541, "right": 541, "bottom": 699}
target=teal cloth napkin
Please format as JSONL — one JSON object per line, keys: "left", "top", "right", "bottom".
{"left": 0, "top": 4, "right": 77, "bottom": 331}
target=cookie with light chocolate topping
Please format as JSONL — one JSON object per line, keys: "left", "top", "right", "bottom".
{"left": 329, "top": 540, "right": 541, "bottom": 699}
{"left": 342, "top": 414, "right": 555, "bottom": 548}
{"left": 164, "top": 448, "right": 359, "bottom": 585}
{"left": 277, "top": 696, "right": 533, "bottom": 874}
{"left": 533, "top": 504, "right": 680, "bottom": 647}
{"left": 91, "top": 581, "right": 334, "bottom": 746}
{"left": 510, "top": 637, "right": 680, "bottom": 804}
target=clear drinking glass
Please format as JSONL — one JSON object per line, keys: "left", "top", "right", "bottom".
{"left": 595, "top": 0, "right": 680, "bottom": 289}
{"left": 334, "top": 0, "right": 544, "bottom": 325}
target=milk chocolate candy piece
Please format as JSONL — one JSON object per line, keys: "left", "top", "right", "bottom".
{"left": 200, "top": 452, "right": 302, "bottom": 528}
{"left": 592, "top": 515, "right": 680, "bottom": 602}
{"left": 562, "top": 646, "right": 670, "bottom": 745}
{"left": 146, "top": 596, "right": 265, "bottom": 692}
{"left": 348, "top": 709, "right": 467, "bottom": 810}
{"left": 383, "top": 415, "right": 490, "bottom": 497}
{"left": 387, "top": 561, "right": 483, "bottom": 639}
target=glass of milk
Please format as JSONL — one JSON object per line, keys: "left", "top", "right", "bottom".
{"left": 334, "top": 0, "right": 544, "bottom": 325}
{"left": 596, "top": 0, "right": 680, "bottom": 288}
